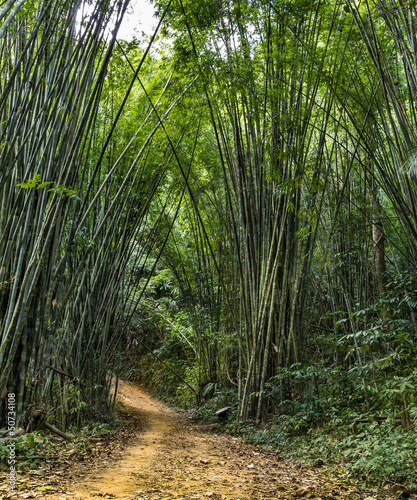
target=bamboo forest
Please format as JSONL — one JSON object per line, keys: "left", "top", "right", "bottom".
{"left": 1, "top": 0, "right": 417, "bottom": 497}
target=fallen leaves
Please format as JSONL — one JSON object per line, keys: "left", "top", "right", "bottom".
{"left": 3, "top": 383, "right": 390, "bottom": 500}
{"left": 391, "top": 484, "right": 411, "bottom": 498}
{"left": 35, "top": 486, "right": 53, "bottom": 491}
{"left": 295, "top": 486, "right": 315, "bottom": 498}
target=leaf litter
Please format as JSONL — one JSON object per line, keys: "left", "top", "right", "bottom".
{"left": 0, "top": 381, "right": 390, "bottom": 500}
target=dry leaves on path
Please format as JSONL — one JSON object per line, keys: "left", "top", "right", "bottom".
{"left": 1, "top": 381, "right": 389, "bottom": 500}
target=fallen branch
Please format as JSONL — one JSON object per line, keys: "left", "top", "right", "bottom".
{"left": 44, "top": 422, "right": 72, "bottom": 440}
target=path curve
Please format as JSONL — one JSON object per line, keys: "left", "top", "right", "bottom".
{"left": 30, "top": 380, "right": 380, "bottom": 500}
{"left": 72, "top": 380, "right": 177, "bottom": 499}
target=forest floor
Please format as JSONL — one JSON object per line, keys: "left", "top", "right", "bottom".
{"left": 1, "top": 380, "right": 389, "bottom": 500}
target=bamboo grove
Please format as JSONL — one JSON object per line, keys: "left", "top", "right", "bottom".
{"left": 1, "top": 0, "right": 417, "bottom": 430}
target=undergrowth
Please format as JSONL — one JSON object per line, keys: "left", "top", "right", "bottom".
{"left": 0, "top": 432, "right": 51, "bottom": 470}
{"left": 223, "top": 414, "right": 417, "bottom": 489}
{"left": 0, "top": 419, "right": 120, "bottom": 472}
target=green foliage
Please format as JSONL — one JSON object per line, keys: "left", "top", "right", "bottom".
{"left": 217, "top": 352, "right": 417, "bottom": 487}
{"left": 340, "top": 422, "right": 417, "bottom": 484}
{"left": 224, "top": 412, "right": 417, "bottom": 487}
{"left": 189, "top": 387, "right": 238, "bottom": 423}
{"left": 288, "top": 421, "right": 417, "bottom": 487}
{"left": 48, "top": 185, "right": 80, "bottom": 199}
{"left": 0, "top": 432, "right": 51, "bottom": 470}
{"left": 16, "top": 174, "right": 53, "bottom": 189}
{"left": 91, "top": 422, "right": 112, "bottom": 434}
{"left": 16, "top": 175, "right": 79, "bottom": 199}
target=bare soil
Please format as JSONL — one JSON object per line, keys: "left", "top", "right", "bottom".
{"left": 2, "top": 381, "right": 385, "bottom": 500}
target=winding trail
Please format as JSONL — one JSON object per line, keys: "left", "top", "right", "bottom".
{"left": 72, "top": 381, "right": 175, "bottom": 499}
{"left": 26, "top": 380, "right": 381, "bottom": 500}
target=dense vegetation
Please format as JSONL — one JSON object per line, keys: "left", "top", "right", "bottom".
{"left": 1, "top": 0, "right": 417, "bottom": 488}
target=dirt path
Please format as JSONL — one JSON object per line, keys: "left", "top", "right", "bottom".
{"left": 8, "top": 381, "right": 383, "bottom": 500}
